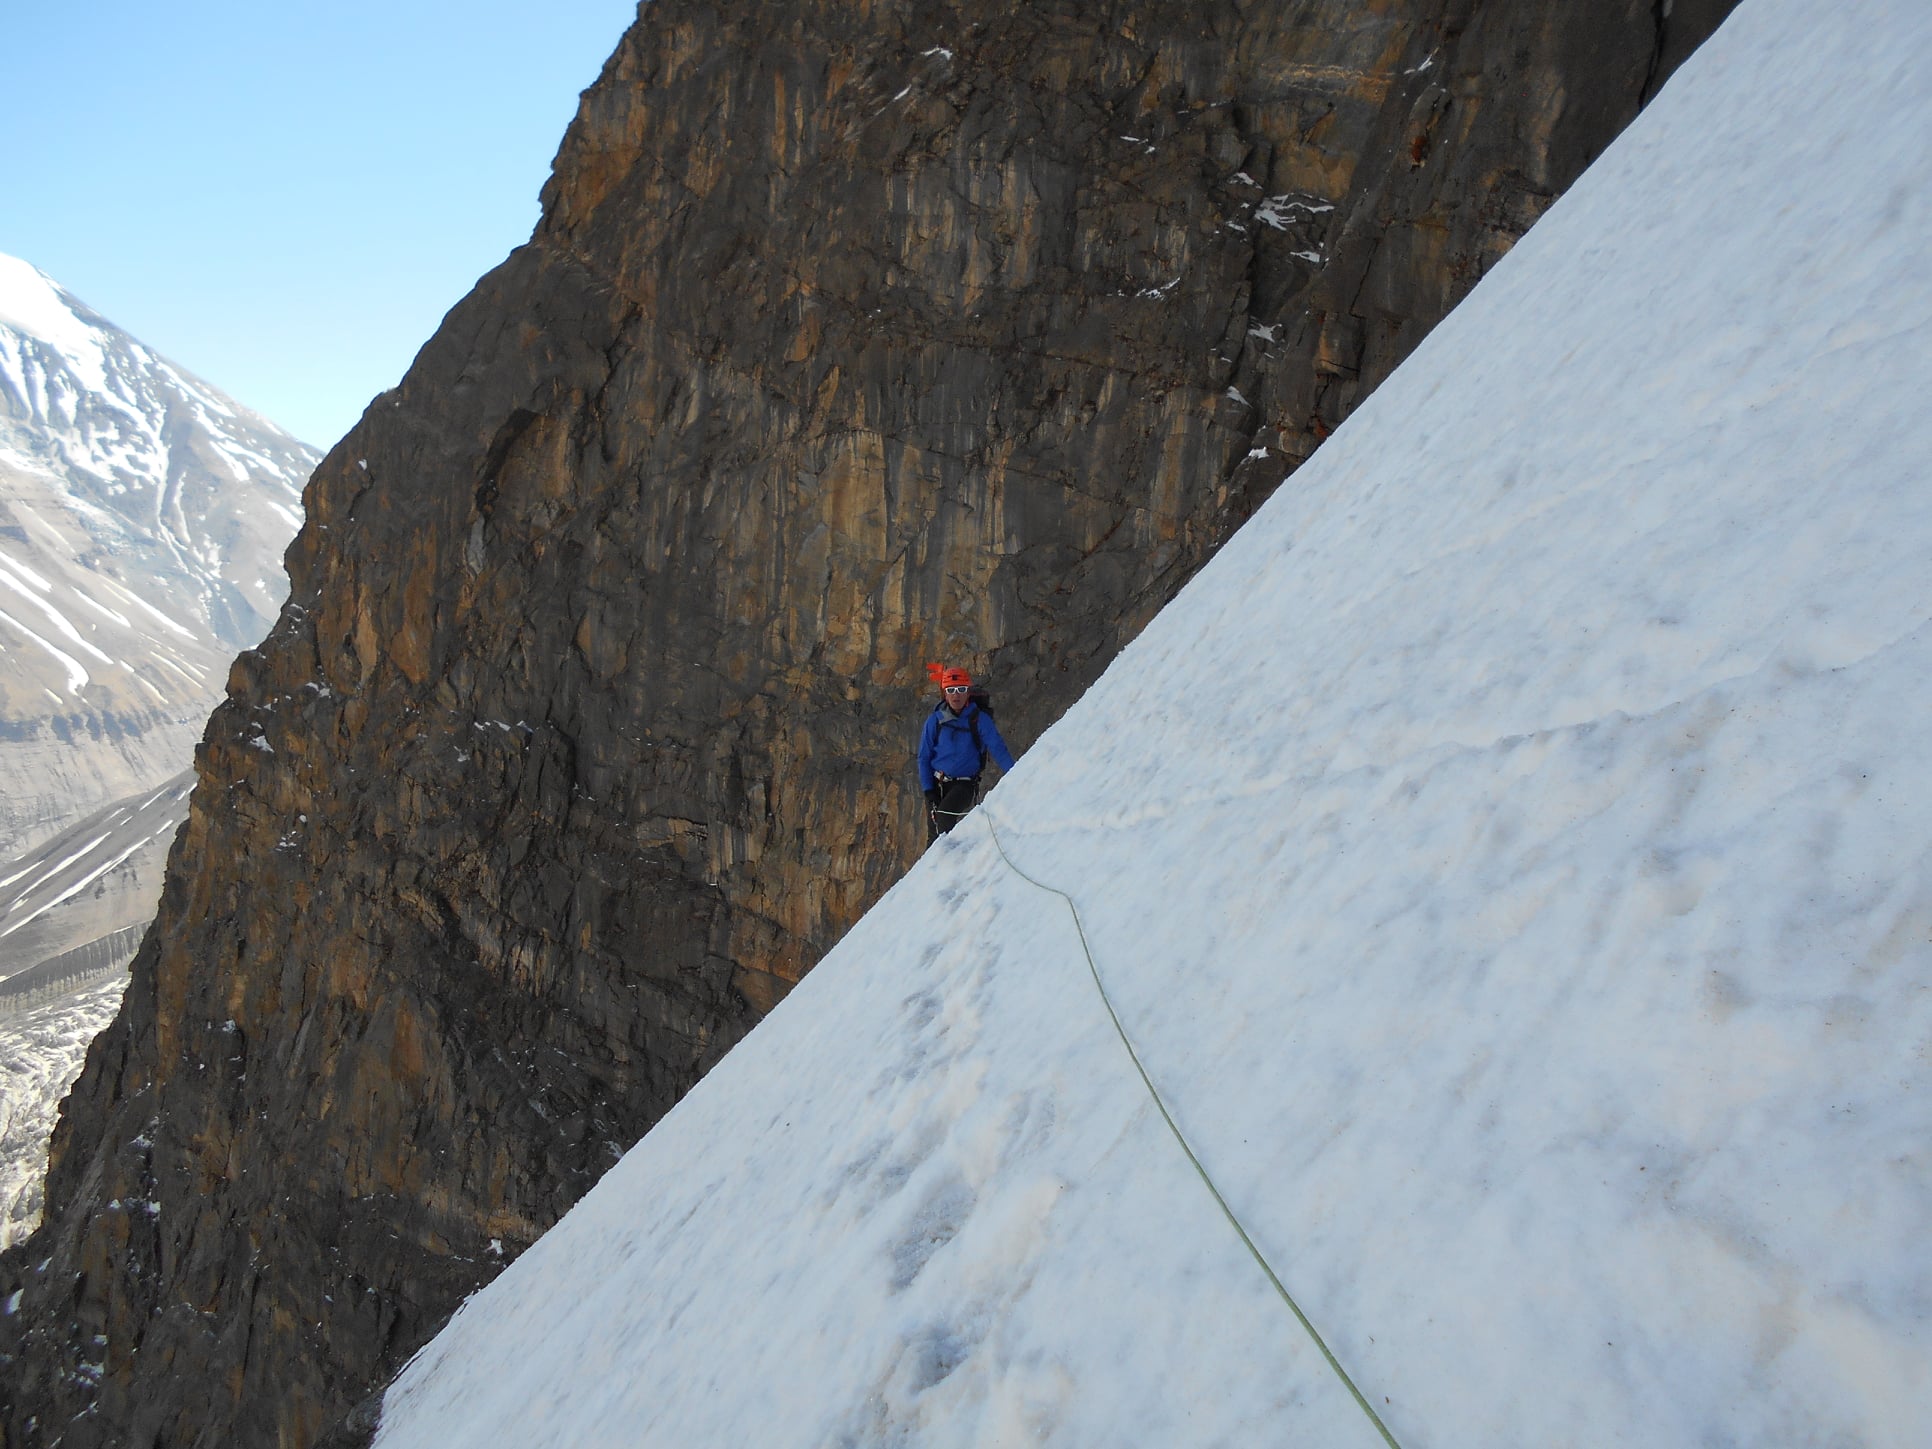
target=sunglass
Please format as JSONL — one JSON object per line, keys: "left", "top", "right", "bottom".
{"left": 943, "top": 685, "right": 970, "bottom": 694}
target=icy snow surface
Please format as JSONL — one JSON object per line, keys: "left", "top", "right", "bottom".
{"left": 374, "top": 3, "right": 1932, "bottom": 1446}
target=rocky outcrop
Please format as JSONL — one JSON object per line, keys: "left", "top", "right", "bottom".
{"left": 0, "top": 2, "right": 1738, "bottom": 1444}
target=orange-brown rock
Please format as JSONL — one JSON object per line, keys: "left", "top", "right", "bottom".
{"left": 1, "top": 2, "right": 1736, "bottom": 1444}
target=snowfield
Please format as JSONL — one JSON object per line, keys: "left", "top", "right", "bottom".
{"left": 372, "top": 2, "right": 1931, "bottom": 1445}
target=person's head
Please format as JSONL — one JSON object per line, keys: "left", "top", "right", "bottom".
{"left": 935, "top": 665, "right": 972, "bottom": 711}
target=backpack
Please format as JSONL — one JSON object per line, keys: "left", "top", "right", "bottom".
{"left": 964, "top": 688, "right": 994, "bottom": 763}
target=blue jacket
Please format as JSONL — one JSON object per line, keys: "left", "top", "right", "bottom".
{"left": 917, "top": 700, "right": 1014, "bottom": 790}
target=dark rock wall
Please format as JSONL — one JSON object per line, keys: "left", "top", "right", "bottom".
{"left": 0, "top": 2, "right": 1737, "bottom": 1444}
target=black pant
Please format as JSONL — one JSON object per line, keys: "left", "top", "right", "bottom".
{"left": 927, "top": 776, "right": 980, "bottom": 840}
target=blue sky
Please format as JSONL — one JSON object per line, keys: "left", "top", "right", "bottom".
{"left": 1, "top": 1, "right": 641, "bottom": 450}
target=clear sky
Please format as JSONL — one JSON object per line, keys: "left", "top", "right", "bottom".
{"left": 1, "top": 1, "right": 641, "bottom": 450}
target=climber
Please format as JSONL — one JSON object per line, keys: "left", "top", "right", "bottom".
{"left": 918, "top": 663, "right": 1015, "bottom": 841}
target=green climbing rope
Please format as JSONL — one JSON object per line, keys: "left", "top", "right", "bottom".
{"left": 980, "top": 813, "right": 1405, "bottom": 1449}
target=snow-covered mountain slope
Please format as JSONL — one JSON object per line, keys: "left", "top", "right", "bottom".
{"left": 370, "top": 2, "right": 1932, "bottom": 1445}
{"left": 0, "top": 253, "right": 318, "bottom": 854}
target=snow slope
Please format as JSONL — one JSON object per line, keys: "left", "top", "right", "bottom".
{"left": 371, "top": 2, "right": 1932, "bottom": 1445}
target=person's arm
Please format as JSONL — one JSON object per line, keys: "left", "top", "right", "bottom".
{"left": 917, "top": 712, "right": 940, "bottom": 795}
{"left": 977, "top": 710, "right": 1016, "bottom": 773}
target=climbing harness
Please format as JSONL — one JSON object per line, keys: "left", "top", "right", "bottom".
{"left": 927, "top": 771, "right": 984, "bottom": 841}
{"left": 980, "top": 812, "right": 1406, "bottom": 1449}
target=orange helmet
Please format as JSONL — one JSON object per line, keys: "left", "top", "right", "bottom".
{"left": 926, "top": 661, "right": 973, "bottom": 690}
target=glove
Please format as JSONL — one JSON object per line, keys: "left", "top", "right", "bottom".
{"left": 924, "top": 786, "right": 941, "bottom": 806}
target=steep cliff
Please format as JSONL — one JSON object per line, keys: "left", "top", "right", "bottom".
{"left": 0, "top": 2, "right": 1737, "bottom": 1445}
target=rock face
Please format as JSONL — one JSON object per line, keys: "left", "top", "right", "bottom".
{"left": 0, "top": 2, "right": 1737, "bottom": 1444}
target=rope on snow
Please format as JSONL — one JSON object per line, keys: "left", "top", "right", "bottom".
{"left": 979, "top": 811, "right": 1406, "bottom": 1449}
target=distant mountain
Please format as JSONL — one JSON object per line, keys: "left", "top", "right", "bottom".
{"left": 0, "top": 251, "right": 318, "bottom": 855}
